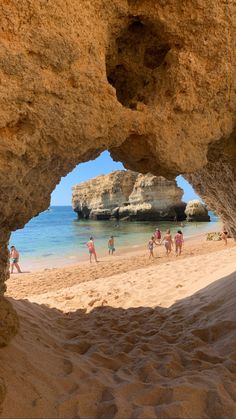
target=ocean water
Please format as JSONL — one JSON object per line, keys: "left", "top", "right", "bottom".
{"left": 10, "top": 206, "right": 220, "bottom": 271}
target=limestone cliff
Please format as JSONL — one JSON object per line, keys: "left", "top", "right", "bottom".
{"left": 72, "top": 171, "right": 137, "bottom": 220}
{"left": 72, "top": 170, "right": 186, "bottom": 221}
{"left": 185, "top": 200, "right": 210, "bottom": 222}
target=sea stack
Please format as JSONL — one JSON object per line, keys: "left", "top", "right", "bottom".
{"left": 185, "top": 200, "right": 210, "bottom": 222}
{"left": 72, "top": 170, "right": 186, "bottom": 221}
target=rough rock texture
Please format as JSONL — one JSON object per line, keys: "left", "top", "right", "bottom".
{"left": 185, "top": 200, "right": 210, "bottom": 222}
{"left": 0, "top": 378, "right": 6, "bottom": 417}
{"left": 186, "top": 137, "right": 236, "bottom": 236}
{"left": 0, "top": 298, "right": 19, "bottom": 347}
{"left": 206, "top": 232, "right": 221, "bottom": 241}
{"left": 72, "top": 170, "right": 137, "bottom": 220}
{"left": 72, "top": 170, "right": 186, "bottom": 221}
{"left": 0, "top": 0, "right": 235, "bottom": 406}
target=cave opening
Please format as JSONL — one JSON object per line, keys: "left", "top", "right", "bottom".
{"left": 106, "top": 17, "right": 170, "bottom": 109}
{"left": 9, "top": 151, "right": 208, "bottom": 272}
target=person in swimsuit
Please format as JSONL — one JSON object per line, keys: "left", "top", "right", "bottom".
{"left": 86, "top": 237, "right": 98, "bottom": 263}
{"left": 10, "top": 246, "right": 22, "bottom": 273}
{"left": 148, "top": 235, "right": 157, "bottom": 259}
{"left": 154, "top": 228, "right": 161, "bottom": 244}
{"left": 221, "top": 230, "right": 228, "bottom": 245}
{"left": 174, "top": 230, "right": 184, "bottom": 256}
{"left": 161, "top": 229, "right": 173, "bottom": 256}
{"left": 108, "top": 236, "right": 115, "bottom": 255}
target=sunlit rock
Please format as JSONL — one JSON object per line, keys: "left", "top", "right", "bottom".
{"left": 185, "top": 200, "right": 210, "bottom": 222}
{"left": 72, "top": 170, "right": 186, "bottom": 221}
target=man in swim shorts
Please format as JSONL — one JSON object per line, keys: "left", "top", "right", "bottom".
{"left": 108, "top": 236, "right": 115, "bottom": 255}
{"left": 10, "top": 246, "right": 22, "bottom": 273}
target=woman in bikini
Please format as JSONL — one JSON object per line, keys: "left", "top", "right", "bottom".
{"left": 86, "top": 237, "right": 98, "bottom": 263}
{"left": 174, "top": 230, "right": 184, "bottom": 256}
{"left": 161, "top": 229, "right": 173, "bottom": 256}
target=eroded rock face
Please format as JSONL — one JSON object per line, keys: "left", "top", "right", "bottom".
{"left": 0, "top": 298, "right": 19, "bottom": 347}
{"left": 72, "top": 170, "right": 186, "bottom": 221}
{"left": 0, "top": 0, "right": 235, "bottom": 400}
{"left": 186, "top": 136, "right": 236, "bottom": 236}
{"left": 72, "top": 170, "right": 137, "bottom": 220}
{"left": 0, "top": 1, "right": 235, "bottom": 232}
{"left": 185, "top": 200, "right": 210, "bottom": 222}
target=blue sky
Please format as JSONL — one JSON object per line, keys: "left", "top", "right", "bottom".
{"left": 51, "top": 151, "right": 200, "bottom": 206}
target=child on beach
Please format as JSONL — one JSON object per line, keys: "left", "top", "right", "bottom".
{"left": 148, "top": 236, "right": 157, "bottom": 259}
{"left": 108, "top": 236, "right": 115, "bottom": 255}
{"left": 10, "top": 246, "right": 22, "bottom": 273}
{"left": 86, "top": 237, "right": 98, "bottom": 263}
{"left": 161, "top": 229, "right": 173, "bottom": 256}
{"left": 174, "top": 230, "right": 184, "bottom": 256}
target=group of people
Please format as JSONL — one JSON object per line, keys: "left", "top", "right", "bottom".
{"left": 86, "top": 235, "right": 115, "bottom": 263}
{"left": 9, "top": 227, "right": 229, "bottom": 271}
{"left": 86, "top": 228, "right": 184, "bottom": 264}
{"left": 148, "top": 228, "right": 184, "bottom": 259}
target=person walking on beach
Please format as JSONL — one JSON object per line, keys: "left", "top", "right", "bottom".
{"left": 161, "top": 229, "right": 173, "bottom": 256}
{"left": 10, "top": 246, "right": 22, "bottom": 273}
{"left": 86, "top": 237, "right": 98, "bottom": 263}
{"left": 174, "top": 230, "right": 184, "bottom": 256}
{"left": 221, "top": 230, "right": 228, "bottom": 245}
{"left": 154, "top": 228, "right": 161, "bottom": 244}
{"left": 108, "top": 236, "right": 115, "bottom": 255}
{"left": 148, "top": 235, "right": 157, "bottom": 259}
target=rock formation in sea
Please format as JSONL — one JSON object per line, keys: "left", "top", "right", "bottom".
{"left": 185, "top": 200, "right": 210, "bottom": 222}
{"left": 72, "top": 171, "right": 186, "bottom": 221}
{"left": 0, "top": 0, "right": 235, "bottom": 409}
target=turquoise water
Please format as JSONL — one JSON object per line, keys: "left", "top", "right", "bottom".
{"left": 10, "top": 206, "right": 220, "bottom": 270}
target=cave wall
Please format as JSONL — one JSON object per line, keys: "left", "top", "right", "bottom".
{"left": 0, "top": 0, "right": 235, "bottom": 372}
{"left": 186, "top": 133, "right": 236, "bottom": 237}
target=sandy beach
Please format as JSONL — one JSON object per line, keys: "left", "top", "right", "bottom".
{"left": 1, "top": 237, "right": 236, "bottom": 418}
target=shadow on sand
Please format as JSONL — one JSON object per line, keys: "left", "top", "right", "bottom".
{"left": 1, "top": 270, "right": 236, "bottom": 418}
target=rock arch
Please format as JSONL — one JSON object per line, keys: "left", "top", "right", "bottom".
{"left": 0, "top": 0, "right": 235, "bottom": 405}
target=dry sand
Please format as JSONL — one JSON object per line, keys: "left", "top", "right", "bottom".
{"left": 1, "top": 238, "right": 236, "bottom": 418}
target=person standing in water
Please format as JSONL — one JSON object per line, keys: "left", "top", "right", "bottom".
{"left": 108, "top": 236, "right": 115, "bottom": 255}
{"left": 161, "top": 229, "right": 173, "bottom": 256}
{"left": 10, "top": 246, "right": 22, "bottom": 273}
{"left": 174, "top": 230, "right": 184, "bottom": 256}
{"left": 86, "top": 237, "right": 98, "bottom": 263}
{"left": 154, "top": 228, "right": 161, "bottom": 244}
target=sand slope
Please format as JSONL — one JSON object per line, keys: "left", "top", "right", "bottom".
{"left": 1, "top": 244, "right": 236, "bottom": 418}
